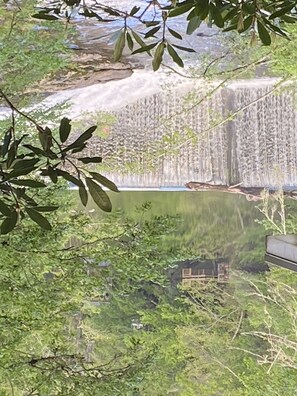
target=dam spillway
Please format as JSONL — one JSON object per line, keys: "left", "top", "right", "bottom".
{"left": 59, "top": 75, "right": 297, "bottom": 188}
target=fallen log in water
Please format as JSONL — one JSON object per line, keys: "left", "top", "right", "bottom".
{"left": 185, "top": 182, "right": 297, "bottom": 201}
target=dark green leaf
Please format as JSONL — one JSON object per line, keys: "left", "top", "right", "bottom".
{"left": 56, "top": 169, "right": 84, "bottom": 187}
{"left": 186, "top": 16, "right": 202, "bottom": 34}
{"left": 131, "top": 30, "right": 147, "bottom": 48}
{"left": 167, "top": 27, "right": 183, "bottom": 40}
{"left": 223, "top": 8, "right": 239, "bottom": 22}
{"left": 152, "top": 41, "right": 165, "bottom": 71}
{"left": 32, "top": 13, "right": 59, "bottom": 20}
{"left": 10, "top": 179, "right": 46, "bottom": 188}
{"left": 167, "top": 44, "right": 184, "bottom": 67}
{"left": 48, "top": 167, "right": 58, "bottom": 184}
{"left": 86, "top": 177, "right": 112, "bottom": 212}
{"left": 169, "top": 3, "right": 193, "bottom": 17}
{"left": 78, "top": 156, "right": 102, "bottom": 164}
{"left": 144, "top": 26, "right": 161, "bottom": 38}
{"left": 25, "top": 207, "right": 52, "bottom": 230}
{"left": 71, "top": 144, "right": 86, "bottom": 154}
{"left": 223, "top": 23, "right": 238, "bottom": 32}
{"left": 239, "top": 15, "right": 253, "bottom": 32}
{"left": 130, "top": 6, "right": 140, "bottom": 16}
{"left": 0, "top": 211, "right": 18, "bottom": 234}
{"left": 63, "top": 126, "right": 97, "bottom": 152}
{"left": 33, "top": 206, "right": 59, "bottom": 212}
{"left": 6, "top": 135, "right": 28, "bottom": 169}
{"left": 172, "top": 43, "right": 196, "bottom": 52}
{"left": 210, "top": 3, "right": 224, "bottom": 28}
{"left": 0, "top": 200, "right": 12, "bottom": 216}
{"left": 196, "top": 0, "right": 209, "bottom": 20}
{"left": 23, "top": 144, "right": 45, "bottom": 156}
{"left": 6, "top": 164, "right": 39, "bottom": 179}
{"left": 144, "top": 21, "right": 160, "bottom": 27}
{"left": 270, "top": 4, "right": 295, "bottom": 19}
{"left": 23, "top": 193, "right": 37, "bottom": 207}
{"left": 79, "top": 186, "right": 88, "bottom": 206}
{"left": 282, "top": 14, "right": 297, "bottom": 23}
{"left": 257, "top": 20, "right": 271, "bottom": 45}
{"left": 132, "top": 42, "right": 158, "bottom": 55}
{"left": 59, "top": 117, "right": 72, "bottom": 143}
{"left": 12, "top": 158, "right": 39, "bottom": 170}
{"left": 126, "top": 31, "right": 134, "bottom": 51}
{"left": 114, "top": 30, "right": 126, "bottom": 62}
{"left": 2, "top": 127, "right": 12, "bottom": 158}
{"left": 38, "top": 126, "right": 53, "bottom": 152}
{"left": 90, "top": 172, "right": 119, "bottom": 192}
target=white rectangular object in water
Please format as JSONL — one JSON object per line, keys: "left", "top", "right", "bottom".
{"left": 265, "top": 235, "right": 297, "bottom": 271}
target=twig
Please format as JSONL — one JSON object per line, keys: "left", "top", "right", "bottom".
{"left": 213, "top": 358, "right": 248, "bottom": 388}
{"left": 232, "top": 310, "right": 244, "bottom": 341}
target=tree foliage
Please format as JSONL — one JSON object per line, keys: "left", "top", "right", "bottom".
{"left": 0, "top": 91, "right": 120, "bottom": 233}
{"left": 32, "top": 0, "right": 297, "bottom": 70}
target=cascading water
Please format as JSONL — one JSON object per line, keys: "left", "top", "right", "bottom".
{"left": 85, "top": 78, "right": 297, "bottom": 188}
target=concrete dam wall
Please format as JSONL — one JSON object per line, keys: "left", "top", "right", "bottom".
{"left": 86, "top": 78, "right": 297, "bottom": 188}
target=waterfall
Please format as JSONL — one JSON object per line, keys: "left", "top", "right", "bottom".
{"left": 88, "top": 78, "right": 297, "bottom": 188}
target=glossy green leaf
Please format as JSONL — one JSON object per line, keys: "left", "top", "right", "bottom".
{"left": 33, "top": 206, "right": 59, "bottom": 212}
{"left": 169, "top": 3, "right": 193, "bottom": 17}
{"left": 1, "top": 211, "right": 18, "bottom": 234}
{"left": 186, "top": 16, "right": 202, "bottom": 34}
{"left": 2, "top": 127, "right": 12, "bottom": 158}
{"left": 25, "top": 207, "right": 52, "bottom": 230}
{"left": 48, "top": 167, "right": 58, "bottom": 184}
{"left": 32, "top": 13, "right": 59, "bottom": 20}
{"left": 152, "top": 42, "right": 165, "bottom": 71}
{"left": 38, "top": 126, "right": 53, "bottom": 152}
{"left": 210, "top": 3, "right": 224, "bottom": 28}
{"left": 78, "top": 156, "right": 102, "bottom": 164}
{"left": 90, "top": 172, "right": 119, "bottom": 192}
{"left": 196, "top": 0, "right": 210, "bottom": 20}
{"left": 257, "top": 20, "right": 271, "bottom": 45}
{"left": 10, "top": 179, "right": 46, "bottom": 188}
{"left": 12, "top": 158, "right": 39, "bottom": 170}
{"left": 144, "top": 26, "right": 161, "bottom": 38}
{"left": 23, "top": 144, "right": 45, "bottom": 156}
{"left": 59, "top": 117, "right": 72, "bottom": 143}
{"left": 0, "top": 200, "right": 13, "bottom": 217}
{"left": 132, "top": 42, "right": 158, "bottom": 55}
{"left": 126, "top": 31, "right": 134, "bottom": 51}
{"left": 270, "top": 4, "right": 295, "bottom": 19}
{"left": 63, "top": 125, "right": 97, "bottom": 152}
{"left": 130, "top": 6, "right": 140, "bottom": 16}
{"left": 172, "top": 43, "right": 195, "bottom": 52}
{"left": 56, "top": 169, "right": 84, "bottom": 188}
{"left": 167, "top": 44, "right": 184, "bottom": 67}
{"left": 79, "top": 186, "right": 88, "bottom": 206}
{"left": 131, "top": 30, "right": 147, "bottom": 48}
{"left": 114, "top": 30, "right": 126, "bottom": 62}
{"left": 86, "top": 177, "right": 112, "bottom": 212}
{"left": 167, "top": 27, "right": 183, "bottom": 40}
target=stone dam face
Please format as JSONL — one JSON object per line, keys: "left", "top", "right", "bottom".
{"left": 84, "top": 78, "right": 297, "bottom": 188}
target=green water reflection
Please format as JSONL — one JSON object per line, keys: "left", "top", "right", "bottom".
{"left": 78, "top": 191, "right": 267, "bottom": 272}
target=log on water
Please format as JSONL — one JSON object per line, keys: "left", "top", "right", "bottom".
{"left": 185, "top": 182, "right": 297, "bottom": 201}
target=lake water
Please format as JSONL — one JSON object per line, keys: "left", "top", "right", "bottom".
{"left": 81, "top": 190, "right": 269, "bottom": 272}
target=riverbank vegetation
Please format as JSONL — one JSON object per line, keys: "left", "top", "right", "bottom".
{"left": 0, "top": 0, "right": 72, "bottom": 102}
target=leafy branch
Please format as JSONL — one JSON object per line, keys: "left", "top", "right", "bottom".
{"left": 0, "top": 90, "right": 119, "bottom": 234}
